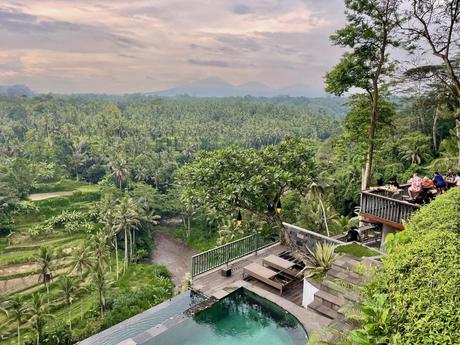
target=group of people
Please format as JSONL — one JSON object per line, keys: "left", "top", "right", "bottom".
{"left": 406, "top": 169, "right": 460, "bottom": 201}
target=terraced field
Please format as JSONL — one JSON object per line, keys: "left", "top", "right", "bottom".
{"left": 0, "top": 180, "right": 102, "bottom": 344}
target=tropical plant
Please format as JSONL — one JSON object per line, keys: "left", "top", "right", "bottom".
{"left": 28, "top": 292, "right": 53, "bottom": 345}
{"left": 35, "top": 247, "right": 55, "bottom": 295}
{"left": 68, "top": 245, "right": 94, "bottom": 281}
{"left": 112, "top": 196, "right": 142, "bottom": 272}
{"left": 5, "top": 295, "right": 28, "bottom": 345}
{"left": 298, "top": 242, "right": 338, "bottom": 280}
{"left": 56, "top": 275, "right": 77, "bottom": 331}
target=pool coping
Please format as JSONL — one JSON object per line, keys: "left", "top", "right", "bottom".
{"left": 122, "top": 286, "right": 312, "bottom": 345}
{"left": 77, "top": 291, "right": 203, "bottom": 345}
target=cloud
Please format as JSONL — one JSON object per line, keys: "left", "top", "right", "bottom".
{"left": 0, "top": 8, "right": 81, "bottom": 33}
{"left": 0, "top": 0, "right": 347, "bottom": 94}
{"left": 187, "top": 59, "right": 230, "bottom": 68}
{"left": 231, "top": 4, "right": 252, "bottom": 15}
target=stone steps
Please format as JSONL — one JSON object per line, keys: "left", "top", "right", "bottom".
{"left": 307, "top": 300, "right": 339, "bottom": 320}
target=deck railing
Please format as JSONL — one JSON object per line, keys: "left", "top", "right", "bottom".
{"left": 191, "top": 234, "right": 276, "bottom": 277}
{"left": 361, "top": 191, "right": 421, "bottom": 225}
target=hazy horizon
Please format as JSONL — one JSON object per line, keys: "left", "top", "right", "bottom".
{"left": 0, "top": 0, "right": 346, "bottom": 94}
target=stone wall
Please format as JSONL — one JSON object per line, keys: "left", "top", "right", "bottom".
{"left": 283, "top": 222, "right": 343, "bottom": 251}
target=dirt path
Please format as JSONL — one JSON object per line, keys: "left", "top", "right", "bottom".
{"left": 28, "top": 191, "right": 73, "bottom": 201}
{"left": 150, "top": 231, "right": 197, "bottom": 292}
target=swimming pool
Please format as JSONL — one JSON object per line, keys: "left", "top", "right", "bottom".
{"left": 144, "top": 288, "right": 307, "bottom": 345}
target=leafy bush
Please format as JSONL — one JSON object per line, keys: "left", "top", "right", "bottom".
{"left": 102, "top": 264, "right": 173, "bottom": 327}
{"left": 362, "top": 188, "right": 460, "bottom": 344}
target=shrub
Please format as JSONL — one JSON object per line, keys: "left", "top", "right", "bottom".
{"left": 362, "top": 188, "right": 460, "bottom": 344}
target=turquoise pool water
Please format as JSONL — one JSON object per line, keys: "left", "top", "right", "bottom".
{"left": 145, "top": 289, "right": 307, "bottom": 345}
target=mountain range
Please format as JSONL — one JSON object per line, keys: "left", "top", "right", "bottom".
{"left": 146, "top": 77, "right": 324, "bottom": 98}
{"left": 0, "top": 84, "right": 34, "bottom": 97}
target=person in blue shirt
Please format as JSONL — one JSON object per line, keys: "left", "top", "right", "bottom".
{"left": 433, "top": 172, "right": 447, "bottom": 193}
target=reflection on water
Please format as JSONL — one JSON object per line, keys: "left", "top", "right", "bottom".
{"left": 146, "top": 289, "right": 307, "bottom": 345}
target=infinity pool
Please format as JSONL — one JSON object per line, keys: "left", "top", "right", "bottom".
{"left": 145, "top": 289, "right": 307, "bottom": 345}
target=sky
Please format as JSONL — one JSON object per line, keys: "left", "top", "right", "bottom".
{"left": 0, "top": 0, "right": 347, "bottom": 94}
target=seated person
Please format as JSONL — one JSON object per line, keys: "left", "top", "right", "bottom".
{"left": 408, "top": 173, "right": 422, "bottom": 198}
{"left": 422, "top": 176, "right": 435, "bottom": 188}
{"left": 347, "top": 227, "right": 361, "bottom": 242}
{"left": 433, "top": 172, "right": 447, "bottom": 193}
{"left": 455, "top": 172, "right": 460, "bottom": 187}
{"left": 388, "top": 176, "right": 400, "bottom": 188}
{"left": 446, "top": 168, "right": 455, "bottom": 182}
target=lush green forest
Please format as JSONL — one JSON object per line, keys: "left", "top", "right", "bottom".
{"left": 0, "top": 0, "right": 459, "bottom": 344}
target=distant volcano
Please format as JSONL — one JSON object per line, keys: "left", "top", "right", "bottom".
{"left": 0, "top": 84, "right": 34, "bottom": 97}
{"left": 146, "top": 77, "right": 323, "bottom": 98}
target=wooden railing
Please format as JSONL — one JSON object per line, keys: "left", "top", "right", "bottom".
{"left": 360, "top": 191, "right": 421, "bottom": 226}
{"left": 191, "top": 234, "right": 276, "bottom": 277}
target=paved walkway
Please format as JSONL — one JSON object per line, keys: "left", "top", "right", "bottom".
{"left": 150, "top": 231, "right": 197, "bottom": 292}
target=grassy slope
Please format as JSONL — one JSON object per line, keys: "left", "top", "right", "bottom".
{"left": 0, "top": 180, "right": 101, "bottom": 343}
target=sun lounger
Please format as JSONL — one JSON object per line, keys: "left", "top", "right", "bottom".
{"left": 243, "top": 262, "right": 292, "bottom": 294}
{"left": 262, "top": 254, "right": 301, "bottom": 277}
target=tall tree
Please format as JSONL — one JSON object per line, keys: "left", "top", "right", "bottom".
{"left": 326, "top": 0, "right": 400, "bottom": 189}
{"left": 35, "top": 247, "right": 55, "bottom": 295}
{"left": 57, "top": 275, "right": 78, "bottom": 331}
{"left": 112, "top": 196, "right": 141, "bottom": 272}
{"left": 5, "top": 295, "right": 27, "bottom": 345}
{"left": 177, "top": 137, "right": 317, "bottom": 243}
{"left": 28, "top": 292, "right": 53, "bottom": 345}
{"left": 405, "top": 0, "right": 460, "bottom": 168}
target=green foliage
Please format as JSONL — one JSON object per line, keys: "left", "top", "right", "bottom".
{"left": 335, "top": 243, "right": 380, "bottom": 258}
{"left": 363, "top": 188, "right": 460, "bottom": 344}
{"left": 177, "top": 137, "right": 317, "bottom": 235}
{"left": 299, "top": 242, "right": 338, "bottom": 280}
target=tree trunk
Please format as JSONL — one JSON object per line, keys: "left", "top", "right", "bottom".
{"left": 69, "top": 301, "right": 72, "bottom": 331}
{"left": 124, "top": 229, "right": 128, "bottom": 272}
{"left": 186, "top": 217, "right": 191, "bottom": 239}
{"left": 129, "top": 230, "right": 133, "bottom": 261}
{"left": 114, "top": 236, "right": 119, "bottom": 281}
{"left": 99, "top": 290, "right": 104, "bottom": 319}
{"left": 17, "top": 324, "right": 20, "bottom": 345}
{"left": 362, "top": 86, "right": 379, "bottom": 190}
{"left": 456, "top": 118, "right": 460, "bottom": 169}
{"left": 318, "top": 198, "right": 330, "bottom": 237}
{"left": 433, "top": 104, "right": 440, "bottom": 153}
{"left": 132, "top": 229, "right": 135, "bottom": 261}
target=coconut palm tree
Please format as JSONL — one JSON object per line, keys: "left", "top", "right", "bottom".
{"left": 99, "top": 195, "right": 120, "bottom": 279}
{"left": 5, "top": 295, "right": 28, "bottom": 345}
{"left": 90, "top": 231, "right": 111, "bottom": 272}
{"left": 68, "top": 246, "right": 94, "bottom": 281}
{"left": 57, "top": 275, "right": 80, "bottom": 331}
{"left": 35, "top": 247, "right": 55, "bottom": 295}
{"left": 112, "top": 196, "right": 141, "bottom": 272}
{"left": 91, "top": 267, "right": 109, "bottom": 319}
{"left": 108, "top": 155, "right": 130, "bottom": 189}
{"left": 307, "top": 174, "right": 334, "bottom": 237}
{"left": 28, "top": 292, "right": 53, "bottom": 345}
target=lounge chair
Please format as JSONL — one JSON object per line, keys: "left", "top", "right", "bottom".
{"left": 243, "top": 262, "right": 292, "bottom": 295}
{"left": 262, "top": 254, "right": 301, "bottom": 277}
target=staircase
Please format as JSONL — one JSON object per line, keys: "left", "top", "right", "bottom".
{"left": 307, "top": 254, "right": 380, "bottom": 323}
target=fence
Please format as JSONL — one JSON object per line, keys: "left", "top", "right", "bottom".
{"left": 191, "top": 234, "right": 276, "bottom": 277}
{"left": 361, "top": 191, "right": 420, "bottom": 225}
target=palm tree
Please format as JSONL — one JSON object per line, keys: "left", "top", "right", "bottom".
{"left": 90, "top": 231, "right": 111, "bottom": 272}
{"left": 112, "top": 196, "right": 141, "bottom": 272}
{"left": 108, "top": 155, "right": 130, "bottom": 189}
{"left": 35, "top": 247, "right": 55, "bottom": 295}
{"left": 307, "top": 174, "right": 334, "bottom": 237}
{"left": 91, "top": 267, "right": 109, "bottom": 319}
{"left": 28, "top": 292, "right": 53, "bottom": 345}
{"left": 57, "top": 275, "right": 80, "bottom": 331}
{"left": 99, "top": 195, "right": 120, "bottom": 279}
{"left": 5, "top": 295, "right": 28, "bottom": 345}
{"left": 69, "top": 246, "right": 94, "bottom": 281}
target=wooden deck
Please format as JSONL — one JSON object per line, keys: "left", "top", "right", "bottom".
{"left": 192, "top": 243, "right": 331, "bottom": 334}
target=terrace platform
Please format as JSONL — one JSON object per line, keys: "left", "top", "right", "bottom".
{"left": 192, "top": 243, "right": 332, "bottom": 335}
